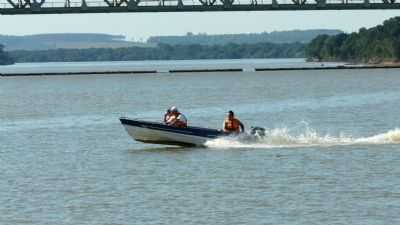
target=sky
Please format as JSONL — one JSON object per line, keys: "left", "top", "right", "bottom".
{"left": 0, "top": 10, "right": 398, "bottom": 40}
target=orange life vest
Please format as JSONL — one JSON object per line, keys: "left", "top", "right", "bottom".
{"left": 224, "top": 118, "right": 241, "bottom": 133}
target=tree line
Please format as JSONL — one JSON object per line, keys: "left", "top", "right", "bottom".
{"left": 306, "top": 17, "right": 400, "bottom": 63}
{"left": 147, "top": 29, "right": 342, "bottom": 45}
{"left": 8, "top": 42, "right": 305, "bottom": 63}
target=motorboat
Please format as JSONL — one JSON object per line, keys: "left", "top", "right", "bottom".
{"left": 120, "top": 117, "right": 225, "bottom": 147}
{"left": 120, "top": 117, "right": 266, "bottom": 147}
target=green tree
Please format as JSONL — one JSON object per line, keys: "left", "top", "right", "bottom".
{"left": 306, "top": 16, "right": 400, "bottom": 63}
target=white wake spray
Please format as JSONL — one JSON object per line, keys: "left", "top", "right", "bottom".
{"left": 205, "top": 127, "right": 400, "bottom": 149}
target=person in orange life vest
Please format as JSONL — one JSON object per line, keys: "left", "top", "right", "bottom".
{"left": 166, "top": 106, "right": 188, "bottom": 128}
{"left": 223, "top": 110, "right": 244, "bottom": 134}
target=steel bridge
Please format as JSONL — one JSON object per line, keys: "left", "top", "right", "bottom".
{"left": 0, "top": 0, "right": 399, "bottom": 14}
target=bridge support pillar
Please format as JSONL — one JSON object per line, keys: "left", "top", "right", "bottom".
{"left": 272, "top": 0, "right": 278, "bottom": 8}
{"left": 317, "top": 0, "right": 326, "bottom": 7}
{"left": 177, "top": 0, "right": 183, "bottom": 7}
{"left": 81, "top": 0, "right": 87, "bottom": 9}
{"left": 128, "top": 0, "right": 139, "bottom": 8}
{"left": 221, "top": 0, "right": 234, "bottom": 8}
{"left": 31, "top": 0, "right": 45, "bottom": 11}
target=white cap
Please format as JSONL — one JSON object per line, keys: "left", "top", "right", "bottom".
{"left": 170, "top": 106, "right": 178, "bottom": 112}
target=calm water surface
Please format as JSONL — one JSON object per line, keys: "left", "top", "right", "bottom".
{"left": 1, "top": 61, "right": 400, "bottom": 224}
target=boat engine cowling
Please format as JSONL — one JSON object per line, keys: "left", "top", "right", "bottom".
{"left": 250, "top": 126, "right": 266, "bottom": 137}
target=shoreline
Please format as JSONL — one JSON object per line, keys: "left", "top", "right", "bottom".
{"left": 1, "top": 64, "right": 400, "bottom": 77}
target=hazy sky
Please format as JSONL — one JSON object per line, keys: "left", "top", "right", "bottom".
{"left": 0, "top": 10, "right": 398, "bottom": 40}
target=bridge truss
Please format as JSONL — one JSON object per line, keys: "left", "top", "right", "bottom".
{"left": 0, "top": 0, "right": 399, "bottom": 14}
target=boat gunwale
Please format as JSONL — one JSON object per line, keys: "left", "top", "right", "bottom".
{"left": 119, "top": 117, "right": 224, "bottom": 138}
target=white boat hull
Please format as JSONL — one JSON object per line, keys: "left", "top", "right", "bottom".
{"left": 120, "top": 118, "right": 224, "bottom": 147}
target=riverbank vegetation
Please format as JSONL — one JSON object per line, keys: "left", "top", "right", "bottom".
{"left": 306, "top": 17, "right": 400, "bottom": 63}
{"left": 0, "top": 44, "right": 14, "bottom": 65}
{"left": 9, "top": 42, "right": 305, "bottom": 62}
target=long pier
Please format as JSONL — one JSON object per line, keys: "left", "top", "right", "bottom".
{"left": 1, "top": 65, "right": 400, "bottom": 76}
{"left": 0, "top": 0, "right": 399, "bottom": 15}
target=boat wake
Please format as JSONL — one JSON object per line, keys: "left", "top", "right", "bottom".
{"left": 205, "top": 127, "right": 400, "bottom": 149}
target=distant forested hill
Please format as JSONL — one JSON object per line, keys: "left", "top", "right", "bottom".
{"left": 0, "top": 30, "right": 341, "bottom": 51}
{"left": 9, "top": 42, "right": 305, "bottom": 63}
{"left": 0, "top": 33, "right": 150, "bottom": 51}
{"left": 0, "top": 44, "right": 14, "bottom": 65}
{"left": 5, "top": 29, "right": 341, "bottom": 62}
{"left": 147, "top": 30, "right": 343, "bottom": 45}
{"left": 306, "top": 17, "right": 400, "bottom": 63}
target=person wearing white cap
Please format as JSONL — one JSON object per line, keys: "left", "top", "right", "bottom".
{"left": 165, "top": 106, "right": 188, "bottom": 128}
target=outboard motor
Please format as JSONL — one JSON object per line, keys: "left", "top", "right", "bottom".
{"left": 250, "top": 126, "right": 266, "bottom": 137}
